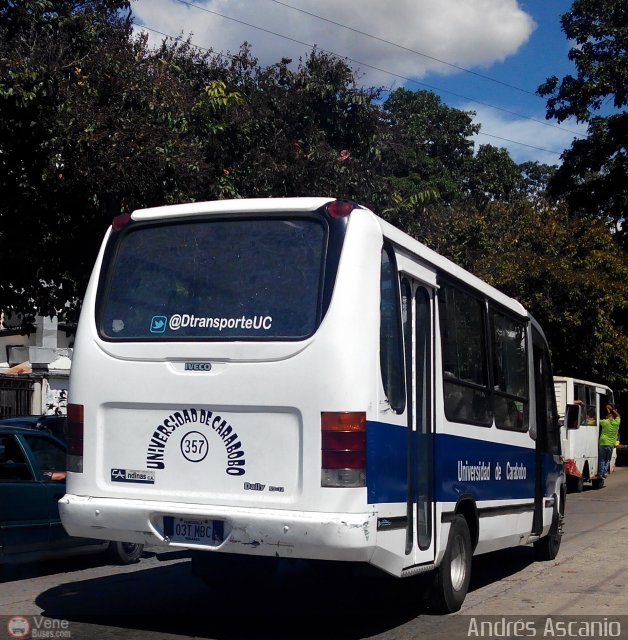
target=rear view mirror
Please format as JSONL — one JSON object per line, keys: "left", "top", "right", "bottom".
{"left": 565, "top": 404, "right": 582, "bottom": 430}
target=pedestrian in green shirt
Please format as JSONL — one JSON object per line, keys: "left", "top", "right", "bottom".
{"left": 599, "top": 405, "right": 621, "bottom": 478}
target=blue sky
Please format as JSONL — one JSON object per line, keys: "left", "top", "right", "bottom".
{"left": 132, "top": 0, "right": 586, "bottom": 165}
{"left": 419, "top": 1, "right": 583, "bottom": 164}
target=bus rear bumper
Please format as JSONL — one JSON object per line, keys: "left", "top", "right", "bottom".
{"left": 59, "top": 494, "right": 377, "bottom": 563}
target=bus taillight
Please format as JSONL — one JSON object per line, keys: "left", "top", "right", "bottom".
{"left": 67, "top": 403, "right": 84, "bottom": 473}
{"left": 326, "top": 200, "right": 355, "bottom": 219}
{"left": 111, "top": 213, "right": 132, "bottom": 231}
{"left": 321, "top": 411, "right": 366, "bottom": 488}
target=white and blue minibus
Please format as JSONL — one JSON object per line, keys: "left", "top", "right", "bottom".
{"left": 60, "top": 197, "right": 565, "bottom": 613}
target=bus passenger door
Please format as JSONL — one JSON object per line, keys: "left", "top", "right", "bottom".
{"left": 401, "top": 278, "right": 436, "bottom": 566}
{"left": 531, "top": 327, "right": 562, "bottom": 535}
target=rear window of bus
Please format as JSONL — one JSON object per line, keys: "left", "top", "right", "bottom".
{"left": 97, "top": 216, "right": 326, "bottom": 340}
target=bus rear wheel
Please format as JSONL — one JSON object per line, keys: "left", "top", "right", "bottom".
{"left": 428, "top": 515, "right": 472, "bottom": 614}
{"left": 567, "top": 474, "right": 584, "bottom": 493}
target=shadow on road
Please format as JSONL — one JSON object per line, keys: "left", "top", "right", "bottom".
{"left": 468, "top": 546, "right": 536, "bottom": 592}
{"left": 36, "top": 559, "right": 424, "bottom": 639}
{"left": 1, "top": 549, "right": 117, "bottom": 583}
{"left": 0, "top": 548, "right": 189, "bottom": 583}
{"left": 34, "top": 546, "right": 538, "bottom": 639}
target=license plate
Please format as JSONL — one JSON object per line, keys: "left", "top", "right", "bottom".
{"left": 163, "top": 516, "right": 224, "bottom": 545}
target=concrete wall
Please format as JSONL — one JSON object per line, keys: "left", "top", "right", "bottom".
{"left": 0, "top": 315, "right": 73, "bottom": 416}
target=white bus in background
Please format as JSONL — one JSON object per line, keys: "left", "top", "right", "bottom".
{"left": 59, "top": 197, "right": 565, "bottom": 614}
{"left": 554, "top": 376, "right": 615, "bottom": 491}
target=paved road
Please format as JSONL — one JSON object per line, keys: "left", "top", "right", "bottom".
{"left": 1, "top": 468, "right": 627, "bottom": 639}
{"left": 461, "top": 466, "right": 628, "bottom": 618}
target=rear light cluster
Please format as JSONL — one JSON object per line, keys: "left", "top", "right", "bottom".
{"left": 321, "top": 411, "right": 366, "bottom": 488}
{"left": 326, "top": 200, "right": 355, "bottom": 219}
{"left": 112, "top": 213, "right": 132, "bottom": 231}
{"left": 67, "top": 403, "right": 84, "bottom": 473}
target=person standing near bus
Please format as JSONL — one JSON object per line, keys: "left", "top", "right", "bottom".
{"left": 599, "top": 405, "right": 621, "bottom": 478}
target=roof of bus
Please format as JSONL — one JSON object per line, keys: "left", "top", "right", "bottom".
{"left": 376, "top": 216, "right": 528, "bottom": 317}
{"left": 130, "top": 197, "right": 528, "bottom": 317}
{"left": 552, "top": 376, "right": 613, "bottom": 392}
{"left": 131, "top": 197, "right": 335, "bottom": 220}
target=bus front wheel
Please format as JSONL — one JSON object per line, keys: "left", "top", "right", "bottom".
{"left": 534, "top": 492, "right": 563, "bottom": 561}
{"left": 107, "top": 541, "right": 144, "bottom": 565}
{"left": 428, "top": 515, "right": 472, "bottom": 614}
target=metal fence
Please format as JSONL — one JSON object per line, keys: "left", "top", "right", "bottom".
{"left": 0, "top": 376, "right": 34, "bottom": 417}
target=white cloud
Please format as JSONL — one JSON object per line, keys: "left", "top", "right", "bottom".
{"left": 131, "top": 0, "right": 536, "bottom": 87}
{"left": 468, "top": 104, "right": 588, "bottom": 165}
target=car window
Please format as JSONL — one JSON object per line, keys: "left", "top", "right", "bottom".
{"left": 0, "top": 435, "right": 34, "bottom": 481}
{"left": 23, "top": 435, "right": 67, "bottom": 481}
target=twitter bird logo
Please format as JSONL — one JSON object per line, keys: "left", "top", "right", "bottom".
{"left": 150, "top": 316, "right": 167, "bottom": 333}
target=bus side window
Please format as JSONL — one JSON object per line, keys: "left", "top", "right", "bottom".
{"left": 584, "top": 386, "right": 596, "bottom": 425}
{"left": 438, "top": 281, "right": 491, "bottom": 426}
{"left": 380, "top": 246, "right": 406, "bottom": 414}
{"left": 574, "top": 384, "right": 588, "bottom": 425}
{"left": 491, "top": 309, "right": 529, "bottom": 431}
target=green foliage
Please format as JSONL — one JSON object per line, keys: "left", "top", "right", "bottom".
{"left": 423, "top": 200, "right": 627, "bottom": 391}
{"left": 538, "top": 0, "right": 628, "bottom": 121}
{"left": 0, "top": 0, "right": 135, "bottom": 320}
{"left": 0, "top": 0, "right": 625, "bottom": 393}
{"left": 0, "top": 2, "right": 242, "bottom": 320}
{"left": 518, "top": 161, "right": 557, "bottom": 197}
{"left": 545, "top": 114, "right": 628, "bottom": 248}
{"left": 382, "top": 89, "right": 478, "bottom": 205}
{"left": 538, "top": 0, "right": 628, "bottom": 247}
{"left": 213, "top": 47, "right": 386, "bottom": 202}
{"left": 468, "top": 145, "right": 523, "bottom": 207}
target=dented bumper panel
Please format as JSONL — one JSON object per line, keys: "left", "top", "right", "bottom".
{"left": 59, "top": 494, "right": 377, "bottom": 563}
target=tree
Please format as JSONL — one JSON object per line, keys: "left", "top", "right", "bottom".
{"left": 518, "top": 161, "right": 557, "bottom": 198}
{"left": 0, "top": 1, "right": 240, "bottom": 323}
{"left": 467, "top": 144, "right": 523, "bottom": 207}
{"left": 208, "top": 46, "right": 387, "bottom": 204}
{"left": 427, "top": 198, "right": 628, "bottom": 392}
{"left": 538, "top": 0, "right": 628, "bottom": 247}
{"left": 382, "top": 89, "right": 478, "bottom": 206}
{"left": 0, "top": 1, "right": 625, "bottom": 395}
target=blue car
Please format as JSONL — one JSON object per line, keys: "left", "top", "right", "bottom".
{"left": 0, "top": 414, "right": 67, "bottom": 441}
{"left": 0, "top": 422, "right": 143, "bottom": 566}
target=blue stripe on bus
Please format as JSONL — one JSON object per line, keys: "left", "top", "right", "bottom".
{"left": 366, "top": 420, "right": 408, "bottom": 504}
{"left": 366, "top": 421, "right": 558, "bottom": 505}
{"left": 434, "top": 433, "right": 535, "bottom": 502}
